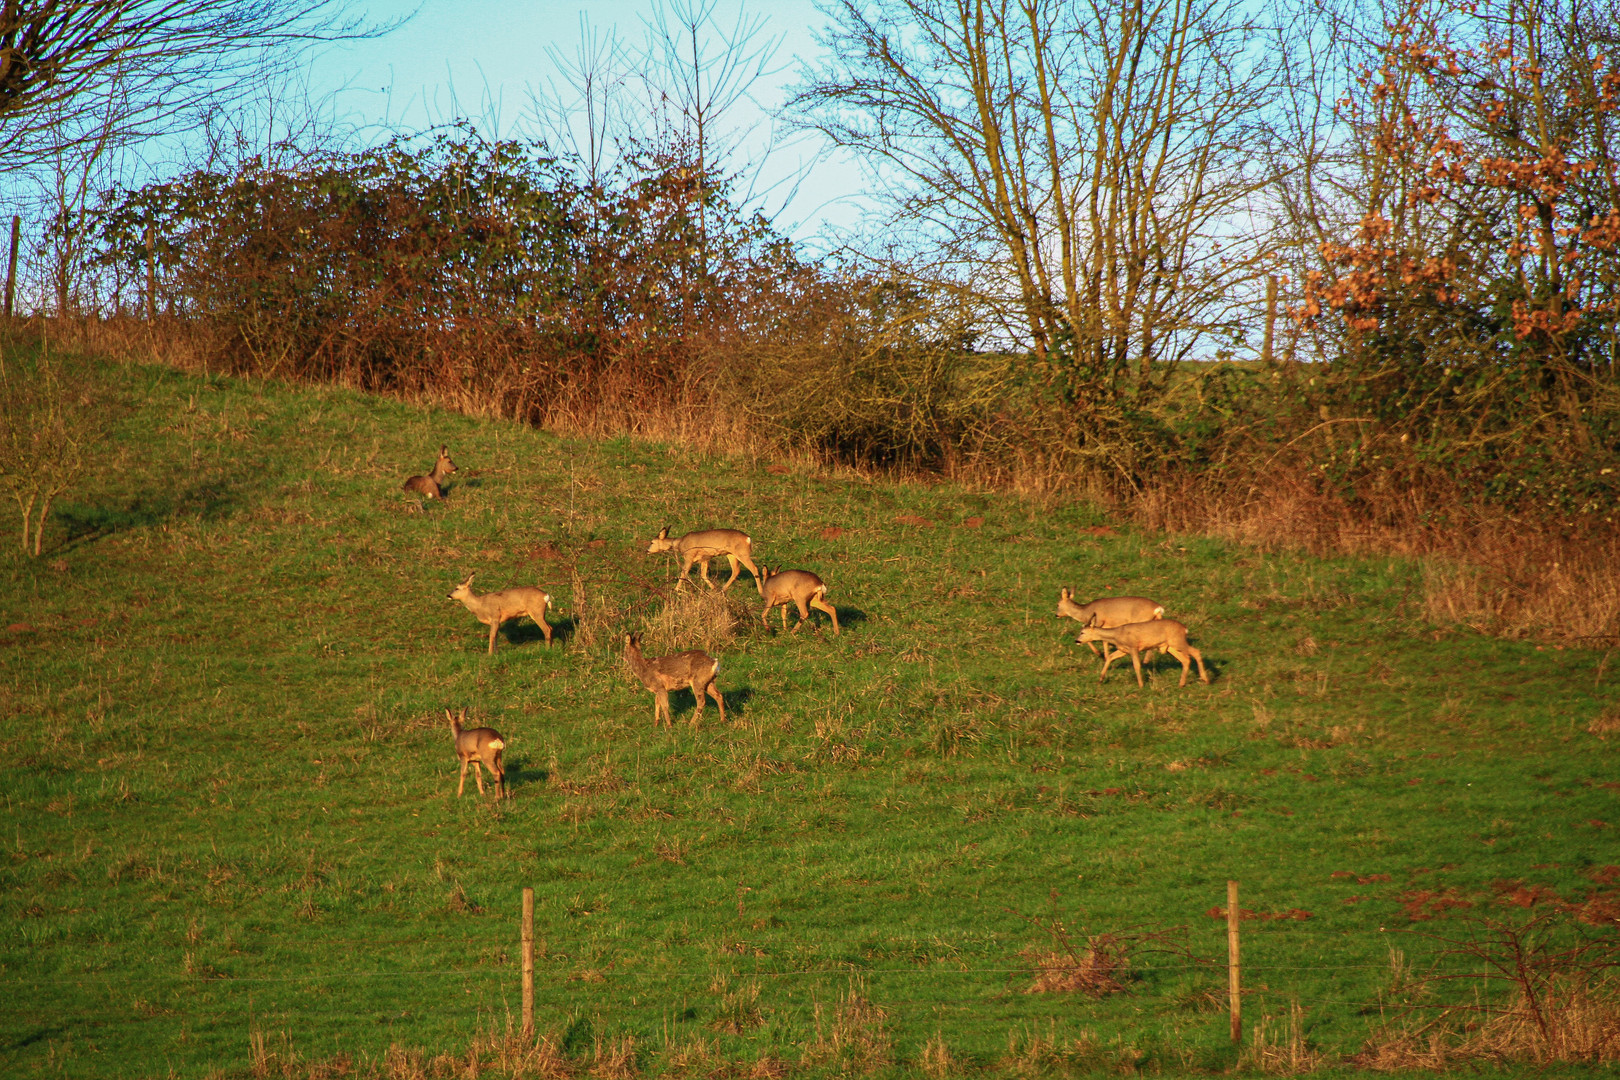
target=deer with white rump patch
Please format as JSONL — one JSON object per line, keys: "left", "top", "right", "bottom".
{"left": 1077, "top": 619, "right": 1210, "bottom": 687}
{"left": 646, "top": 526, "right": 760, "bottom": 592}
{"left": 447, "top": 709, "right": 507, "bottom": 799}
{"left": 447, "top": 574, "right": 553, "bottom": 654}
{"left": 623, "top": 632, "right": 725, "bottom": 727}
{"left": 758, "top": 566, "right": 839, "bottom": 634}
{"left": 402, "top": 445, "right": 457, "bottom": 499}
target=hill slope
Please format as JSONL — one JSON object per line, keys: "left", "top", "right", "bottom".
{"left": 1, "top": 352, "right": 1616, "bottom": 1078}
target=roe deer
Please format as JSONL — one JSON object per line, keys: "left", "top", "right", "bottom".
{"left": 1077, "top": 619, "right": 1210, "bottom": 687}
{"left": 646, "top": 526, "right": 760, "bottom": 592}
{"left": 758, "top": 566, "right": 839, "bottom": 634}
{"left": 403, "top": 445, "right": 458, "bottom": 499}
{"left": 447, "top": 574, "right": 553, "bottom": 654}
{"left": 623, "top": 632, "right": 725, "bottom": 727}
{"left": 447, "top": 708, "right": 507, "bottom": 799}
{"left": 1056, "top": 588, "right": 1164, "bottom": 659}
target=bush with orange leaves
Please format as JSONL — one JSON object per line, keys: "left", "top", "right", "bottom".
{"left": 1291, "top": 0, "right": 1620, "bottom": 521}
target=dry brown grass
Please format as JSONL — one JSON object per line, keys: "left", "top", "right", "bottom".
{"left": 1020, "top": 936, "right": 1130, "bottom": 997}
{"left": 1354, "top": 979, "right": 1620, "bottom": 1068}
{"left": 1133, "top": 467, "right": 1620, "bottom": 644}
{"left": 917, "top": 1033, "right": 956, "bottom": 1078}
{"left": 801, "top": 983, "right": 892, "bottom": 1073}
{"left": 643, "top": 587, "right": 749, "bottom": 656}
{"left": 1240, "top": 1002, "right": 1323, "bottom": 1075}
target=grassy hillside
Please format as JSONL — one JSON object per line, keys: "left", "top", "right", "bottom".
{"left": 1, "top": 349, "right": 1617, "bottom": 1079}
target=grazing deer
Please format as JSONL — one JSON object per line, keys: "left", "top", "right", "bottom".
{"left": 1056, "top": 588, "right": 1164, "bottom": 659}
{"left": 402, "top": 445, "right": 458, "bottom": 499}
{"left": 623, "top": 632, "right": 725, "bottom": 727}
{"left": 447, "top": 709, "right": 507, "bottom": 799}
{"left": 646, "top": 526, "right": 760, "bottom": 592}
{"left": 1077, "top": 619, "right": 1210, "bottom": 687}
{"left": 447, "top": 574, "right": 553, "bottom": 654}
{"left": 759, "top": 566, "right": 840, "bottom": 634}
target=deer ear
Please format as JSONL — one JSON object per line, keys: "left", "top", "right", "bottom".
{"left": 1060, "top": 587, "right": 1070, "bottom": 599}
{"left": 445, "top": 709, "right": 454, "bottom": 722}
{"left": 657, "top": 526, "right": 669, "bottom": 538}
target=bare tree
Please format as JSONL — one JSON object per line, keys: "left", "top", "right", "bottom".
{"left": 529, "top": 14, "right": 637, "bottom": 195}
{"left": 793, "top": 0, "right": 1289, "bottom": 412}
{"left": 640, "top": 0, "right": 782, "bottom": 254}
{"left": 0, "top": 0, "right": 384, "bottom": 173}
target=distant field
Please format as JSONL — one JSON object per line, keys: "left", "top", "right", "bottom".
{"left": 1, "top": 350, "right": 1616, "bottom": 1078}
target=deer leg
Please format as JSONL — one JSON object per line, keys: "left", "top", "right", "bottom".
{"left": 721, "top": 554, "right": 741, "bottom": 592}
{"left": 707, "top": 681, "right": 725, "bottom": 724}
{"left": 487, "top": 621, "right": 499, "bottom": 655}
{"left": 458, "top": 758, "right": 469, "bottom": 797}
{"left": 1165, "top": 647, "right": 1191, "bottom": 686}
{"left": 474, "top": 761, "right": 487, "bottom": 795}
{"left": 1082, "top": 640, "right": 1102, "bottom": 658}
{"left": 534, "top": 608, "right": 553, "bottom": 647}
{"left": 1189, "top": 645, "right": 1210, "bottom": 684}
{"left": 737, "top": 553, "right": 760, "bottom": 593}
{"left": 780, "top": 604, "right": 790, "bottom": 631}
{"left": 492, "top": 752, "right": 506, "bottom": 800}
{"left": 811, "top": 596, "right": 840, "bottom": 633}
{"left": 1098, "top": 649, "right": 1123, "bottom": 684}
{"left": 1130, "top": 649, "right": 1145, "bottom": 688}
{"left": 689, "top": 681, "right": 705, "bottom": 725}
{"left": 791, "top": 596, "right": 811, "bottom": 632}
{"left": 698, "top": 556, "right": 716, "bottom": 589}
{"left": 676, "top": 554, "right": 696, "bottom": 589}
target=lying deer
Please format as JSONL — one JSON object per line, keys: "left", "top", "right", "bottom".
{"left": 447, "top": 574, "right": 553, "bottom": 654}
{"left": 447, "top": 708, "right": 507, "bottom": 799}
{"left": 402, "top": 445, "right": 458, "bottom": 499}
{"left": 1077, "top": 619, "right": 1210, "bottom": 687}
{"left": 646, "top": 526, "right": 760, "bottom": 592}
{"left": 759, "top": 566, "right": 840, "bottom": 634}
{"left": 623, "top": 632, "right": 725, "bottom": 727}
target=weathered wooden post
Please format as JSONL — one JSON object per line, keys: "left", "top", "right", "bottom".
{"left": 145, "top": 221, "right": 156, "bottom": 322}
{"left": 1261, "top": 276, "right": 1278, "bottom": 366}
{"left": 521, "top": 887, "right": 535, "bottom": 1038}
{"left": 5, "top": 215, "right": 20, "bottom": 317}
{"left": 1227, "top": 880, "right": 1242, "bottom": 1044}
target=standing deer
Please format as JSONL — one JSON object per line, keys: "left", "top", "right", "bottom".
{"left": 646, "top": 526, "right": 760, "bottom": 592}
{"left": 447, "top": 708, "right": 507, "bottom": 799}
{"left": 447, "top": 574, "right": 553, "bottom": 654}
{"left": 1055, "top": 588, "right": 1164, "bottom": 660}
{"left": 1077, "top": 620, "right": 1210, "bottom": 687}
{"left": 402, "top": 445, "right": 458, "bottom": 499}
{"left": 758, "top": 566, "right": 840, "bottom": 634}
{"left": 623, "top": 632, "right": 725, "bottom": 727}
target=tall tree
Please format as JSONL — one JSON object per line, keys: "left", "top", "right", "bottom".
{"left": 794, "top": 0, "right": 1287, "bottom": 417}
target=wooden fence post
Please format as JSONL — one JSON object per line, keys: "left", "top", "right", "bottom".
{"left": 1261, "top": 276, "right": 1278, "bottom": 366}
{"left": 521, "top": 887, "right": 535, "bottom": 1038}
{"left": 1227, "top": 880, "right": 1242, "bottom": 1044}
{"left": 144, "top": 222, "right": 156, "bottom": 322}
{"left": 5, "top": 215, "right": 19, "bottom": 317}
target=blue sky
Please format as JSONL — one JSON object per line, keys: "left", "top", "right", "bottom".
{"left": 304, "top": 0, "right": 867, "bottom": 243}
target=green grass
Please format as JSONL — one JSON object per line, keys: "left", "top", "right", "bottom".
{"left": 1, "top": 349, "right": 1617, "bottom": 1078}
